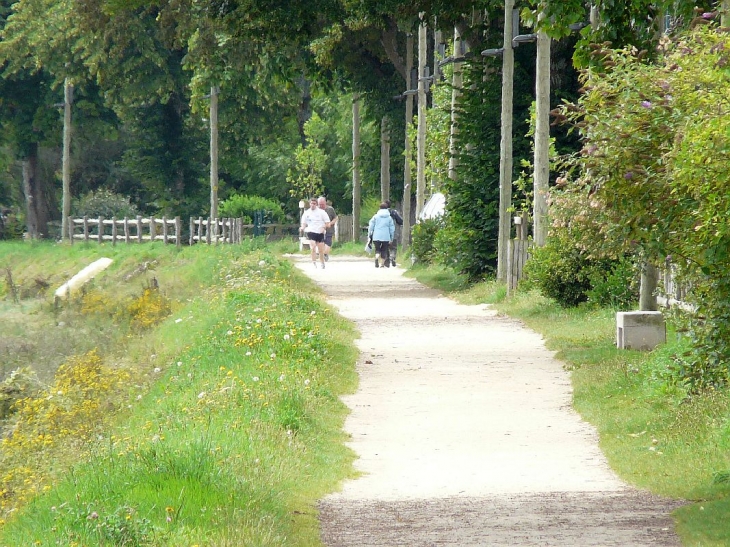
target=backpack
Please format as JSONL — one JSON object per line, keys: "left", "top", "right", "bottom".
{"left": 389, "top": 209, "right": 404, "bottom": 226}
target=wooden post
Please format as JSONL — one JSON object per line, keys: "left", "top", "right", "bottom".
{"left": 149, "top": 215, "right": 156, "bottom": 242}
{"left": 124, "top": 217, "right": 130, "bottom": 244}
{"left": 189, "top": 217, "right": 194, "bottom": 245}
{"left": 162, "top": 216, "right": 168, "bottom": 243}
{"left": 175, "top": 216, "right": 181, "bottom": 247}
{"left": 112, "top": 217, "right": 117, "bottom": 246}
{"left": 206, "top": 218, "right": 212, "bottom": 245}
{"left": 69, "top": 218, "right": 74, "bottom": 245}
{"left": 137, "top": 215, "right": 143, "bottom": 243}
{"left": 97, "top": 217, "right": 103, "bottom": 243}
{"left": 61, "top": 79, "right": 73, "bottom": 242}
{"left": 83, "top": 216, "right": 89, "bottom": 242}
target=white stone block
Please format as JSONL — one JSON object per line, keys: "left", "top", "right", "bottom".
{"left": 616, "top": 311, "right": 666, "bottom": 351}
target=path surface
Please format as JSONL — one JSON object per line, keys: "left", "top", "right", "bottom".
{"left": 294, "top": 255, "right": 683, "bottom": 546}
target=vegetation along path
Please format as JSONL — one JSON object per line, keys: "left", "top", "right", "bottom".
{"left": 294, "top": 254, "right": 683, "bottom": 546}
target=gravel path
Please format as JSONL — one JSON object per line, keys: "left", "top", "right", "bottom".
{"left": 294, "top": 255, "right": 683, "bottom": 546}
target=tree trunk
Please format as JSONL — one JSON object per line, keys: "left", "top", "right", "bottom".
{"left": 352, "top": 96, "right": 361, "bottom": 241}
{"left": 448, "top": 28, "right": 464, "bottom": 181}
{"left": 210, "top": 85, "right": 219, "bottom": 221}
{"left": 402, "top": 33, "right": 414, "bottom": 251}
{"left": 61, "top": 79, "right": 73, "bottom": 241}
{"left": 297, "top": 74, "right": 311, "bottom": 146}
{"left": 22, "top": 143, "right": 50, "bottom": 239}
{"left": 640, "top": 261, "right": 658, "bottom": 311}
{"left": 380, "top": 116, "right": 390, "bottom": 203}
{"left": 416, "top": 16, "right": 427, "bottom": 219}
{"left": 497, "top": 0, "right": 515, "bottom": 282}
{"left": 533, "top": 12, "right": 551, "bottom": 247}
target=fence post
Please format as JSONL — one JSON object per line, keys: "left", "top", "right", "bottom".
{"left": 149, "top": 215, "right": 156, "bottom": 242}
{"left": 69, "top": 218, "right": 74, "bottom": 245}
{"left": 83, "top": 216, "right": 89, "bottom": 242}
{"left": 162, "top": 216, "right": 168, "bottom": 244}
{"left": 124, "top": 217, "right": 130, "bottom": 244}
{"left": 112, "top": 217, "right": 117, "bottom": 246}
{"left": 137, "top": 216, "right": 143, "bottom": 243}
{"left": 189, "top": 217, "right": 194, "bottom": 245}
{"left": 176, "top": 216, "right": 181, "bottom": 247}
{"left": 206, "top": 218, "right": 212, "bottom": 245}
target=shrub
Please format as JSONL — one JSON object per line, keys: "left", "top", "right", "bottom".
{"left": 219, "top": 194, "right": 285, "bottom": 224}
{"left": 411, "top": 217, "right": 443, "bottom": 265}
{"left": 523, "top": 231, "right": 637, "bottom": 309}
{"left": 73, "top": 189, "right": 139, "bottom": 219}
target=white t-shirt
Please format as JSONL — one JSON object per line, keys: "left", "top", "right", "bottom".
{"left": 301, "top": 207, "right": 330, "bottom": 234}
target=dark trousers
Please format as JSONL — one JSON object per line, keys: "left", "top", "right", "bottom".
{"left": 374, "top": 240, "right": 390, "bottom": 261}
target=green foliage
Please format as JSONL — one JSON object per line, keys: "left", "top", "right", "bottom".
{"left": 219, "top": 194, "right": 286, "bottom": 224}
{"left": 410, "top": 217, "right": 443, "bottom": 265}
{"left": 523, "top": 230, "right": 638, "bottom": 309}
{"left": 556, "top": 27, "right": 730, "bottom": 386}
{"left": 287, "top": 113, "right": 327, "bottom": 201}
{"left": 72, "top": 188, "right": 139, "bottom": 219}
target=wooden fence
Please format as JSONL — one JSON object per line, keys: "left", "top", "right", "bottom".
{"left": 69, "top": 216, "right": 182, "bottom": 246}
{"left": 69, "top": 216, "right": 304, "bottom": 246}
{"left": 507, "top": 238, "right": 531, "bottom": 295}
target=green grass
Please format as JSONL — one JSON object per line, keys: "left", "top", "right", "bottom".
{"left": 0, "top": 240, "right": 359, "bottom": 546}
{"left": 409, "top": 264, "right": 730, "bottom": 547}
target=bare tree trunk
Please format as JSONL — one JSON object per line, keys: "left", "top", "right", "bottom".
{"left": 533, "top": 10, "right": 551, "bottom": 247}
{"left": 352, "top": 96, "right": 362, "bottom": 241}
{"left": 380, "top": 116, "right": 391, "bottom": 203}
{"left": 402, "top": 34, "right": 414, "bottom": 252}
{"left": 297, "top": 74, "right": 311, "bottom": 146}
{"left": 416, "top": 16, "right": 428, "bottom": 219}
{"left": 61, "top": 79, "right": 73, "bottom": 241}
{"left": 497, "top": 0, "right": 515, "bottom": 282}
{"left": 210, "top": 85, "right": 219, "bottom": 222}
{"left": 640, "top": 261, "right": 658, "bottom": 311}
{"left": 22, "top": 144, "right": 50, "bottom": 239}
{"left": 448, "top": 28, "right": 464, "bottom": 181}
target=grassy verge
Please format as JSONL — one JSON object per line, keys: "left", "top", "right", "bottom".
{"left": 407, "top": 267, "right": 730, "bottom": 547}
{"left": 0, "top": 240, "right": 358, "bottom": 546}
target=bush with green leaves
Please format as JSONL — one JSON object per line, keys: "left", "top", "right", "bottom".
{"left": 410, "top": 217, "right": 444, "bottom": 265}
{"left": 72, "top": 189, "right": 139, "bottom": 219}
{"left": 522, "top": 230, "right": 638, "bottom": 309}
{"left": 218, "top": 194, "right": 286, "bottom": 224}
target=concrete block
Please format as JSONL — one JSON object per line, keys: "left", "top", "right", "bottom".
{"left": 616, "top": 311, "right": 666, "bottom": 351}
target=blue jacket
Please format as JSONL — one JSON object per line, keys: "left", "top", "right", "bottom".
{"left": 368, "top": 208, "right": 395, "bottom": 242}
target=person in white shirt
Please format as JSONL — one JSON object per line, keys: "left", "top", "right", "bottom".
{"left": 300, "top": 197, "right": 331, "bottom": 269}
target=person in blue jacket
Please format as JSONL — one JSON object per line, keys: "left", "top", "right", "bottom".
{"left": 368, "top": 202, "right": 395, "bottom": 268}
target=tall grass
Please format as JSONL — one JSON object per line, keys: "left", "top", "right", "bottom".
{"left": 411, "top": 267, "right": 730, "bottom": 547}
{"left": 0, "top": 240, "right": 359, "bottom": 546}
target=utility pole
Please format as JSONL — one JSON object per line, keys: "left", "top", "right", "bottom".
{"left": 352, "top": 95, "right": 362, "bottom": 240}
{"left": 61, "top": 79, "right": 73, "bottom": 241}
{"left": 416, "top": 14, "right": 428, "bottom": 219}
{"left": 497, "top": 0, "right": 515, "bottom": 282}
{"left": 209, "top": 85, "right": 220, "bottom": 222}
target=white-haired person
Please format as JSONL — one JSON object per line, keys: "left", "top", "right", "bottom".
{"left": 300, "top": 197, "right": 331, "bottom": 269}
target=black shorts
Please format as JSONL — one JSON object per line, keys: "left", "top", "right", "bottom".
{"left": 324, "top": 233, "right": 333, "bottom": 246}
{"left": 307, "top": 232, "right": 324, "bottom": 243}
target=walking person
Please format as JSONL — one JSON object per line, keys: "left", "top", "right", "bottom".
{"left": 368, "top": 202, "right": 395, "bottom": 268}
{"left": 385, "top": 200, "right": 404, "bottom": 267}
{"left": 318, "top": 196, "right": 338, "bottom": 262}
{"left": 300, "top": 197, "right": 331, "bottom": 269}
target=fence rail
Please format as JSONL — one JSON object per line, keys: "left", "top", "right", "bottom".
{"left": 70, "top": 216, "right": 182, "bottom": 246}
{"left": 68, "top": 216, "right": 305, "bottom": 246}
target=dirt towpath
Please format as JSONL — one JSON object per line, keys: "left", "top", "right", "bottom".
{"left": 294, "top": 255, "right": 683, "bottom": 546}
